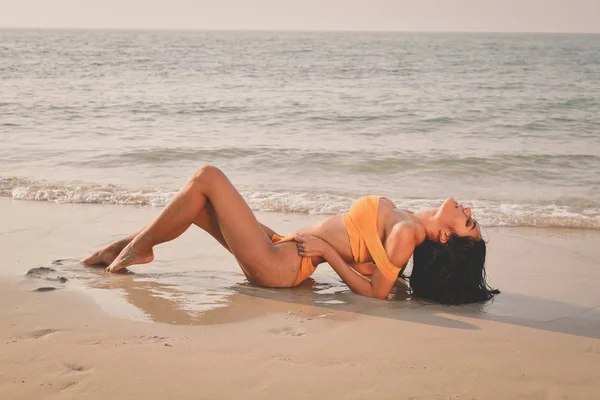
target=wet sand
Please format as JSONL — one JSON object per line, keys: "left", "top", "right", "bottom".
{"left": 1, "top": 198, "right": 600, "bottom": 399}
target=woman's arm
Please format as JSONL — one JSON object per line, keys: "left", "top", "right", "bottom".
{"left": 321, "top": 244, "right": 394, "bottom": 299}
{"left": 295, "top": 234, "right": 406, "bottom": 299}
{"left": 350, "top": 262, "right": 377, "bottom": 276}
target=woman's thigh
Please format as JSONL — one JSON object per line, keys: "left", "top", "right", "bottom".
{"left": 193, "top": 166, "right": 302, "bottom": 287}
{"left": 244, "top": 242, "right": 303, "bottom": 288}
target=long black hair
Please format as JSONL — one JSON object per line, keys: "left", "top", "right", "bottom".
{"left": 409, "top": 235, "right": 499, "bottom": 305}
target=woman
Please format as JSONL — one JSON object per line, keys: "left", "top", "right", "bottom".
{"left": 82, "top": 165, "right": 498, "bottom": 304}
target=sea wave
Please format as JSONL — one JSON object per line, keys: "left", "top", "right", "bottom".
{"left": 2, "top": 177, "right": 598, "bottom": 229}
{"left": 54, "top": 147, "right": 600, "bottom": 177}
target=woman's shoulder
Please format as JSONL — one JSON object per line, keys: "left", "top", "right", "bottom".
{"left": 390, "top": 221, "right": 420, "bottom": 242}
{"left": 376, "top": 196, "right": 396, "bottom": 208}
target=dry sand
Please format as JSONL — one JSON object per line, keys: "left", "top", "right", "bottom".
{"left": 1, "top": 198, "right": 599, "bottom": 399}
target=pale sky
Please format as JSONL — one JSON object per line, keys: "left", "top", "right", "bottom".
{"left": 0, "top": 0, "right": 598, "bottom": 33}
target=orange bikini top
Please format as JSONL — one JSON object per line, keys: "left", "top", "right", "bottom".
{"left": 343, "top": 196, "right": 406, "bottom": 285}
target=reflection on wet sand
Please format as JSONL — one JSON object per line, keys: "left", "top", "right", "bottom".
{"left": 53, "top": 259, "right": 414, "bottom": 326}
{"left": 85, "top": 271, "right": 418, "bottom": 325}
{"left": 27, "top": 255, "right": 600, "bottom": 339}
{"left": 80, "top": 265, "right": 357, "bottom": 325}
{"left": 88, "top": 270, "right": 600, "bottom": 338}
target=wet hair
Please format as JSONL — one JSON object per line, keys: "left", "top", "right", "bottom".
{"left": 409, "top": 235, "right": 499, "bottom": 305}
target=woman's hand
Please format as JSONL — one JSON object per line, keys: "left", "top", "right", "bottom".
{"left": 294, "top": 234, "right": 331, "bottom": 258}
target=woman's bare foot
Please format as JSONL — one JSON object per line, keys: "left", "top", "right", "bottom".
{"left": 106, "top": 241, "right": 154, "bottom": 273}
{"left": 80, "top": 242, "right": 128, "bottom": 266}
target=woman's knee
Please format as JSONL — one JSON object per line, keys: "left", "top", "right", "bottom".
{"left": 191, "top": 165, "right": 224, "bottom": 185}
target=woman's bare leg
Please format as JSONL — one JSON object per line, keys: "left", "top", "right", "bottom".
{"left": 81, "top": 232, "right": 141, "bottom": 266}
{"left": 81, "top": 202, "right": 277, "bottom": 265}
{"left": 104, "top": 166, "right": 294, "bottom": 286}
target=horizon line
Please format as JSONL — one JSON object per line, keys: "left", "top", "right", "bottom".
{"left": 1, "top": 25, "right": 599, "bottom": 35}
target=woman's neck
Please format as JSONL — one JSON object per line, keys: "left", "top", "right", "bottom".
{"left": 413, "top": 209, "right": 439, "bottom": 242}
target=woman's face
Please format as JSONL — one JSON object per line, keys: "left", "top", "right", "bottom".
{"left": 437, "top": 198, "right": 481, "bottom": 241}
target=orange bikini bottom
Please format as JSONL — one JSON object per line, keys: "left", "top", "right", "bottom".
{"left": 271, "top": 234, "right": 317, "bottom": 287}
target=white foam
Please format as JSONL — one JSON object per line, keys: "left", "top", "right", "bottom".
{"left": 2, "top": 177, "right": 599, "bottom": 229}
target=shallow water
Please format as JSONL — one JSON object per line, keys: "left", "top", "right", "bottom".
{"left": 20, "top": 240, "right": 600, "bottom": 339}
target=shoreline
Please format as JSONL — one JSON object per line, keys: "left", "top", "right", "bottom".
{"left": 2, "top": 197, "right": 600, "bottom": 333}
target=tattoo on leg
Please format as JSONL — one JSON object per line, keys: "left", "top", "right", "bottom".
{"left": 118, "top": 248, "right": 136, "bottom": 267}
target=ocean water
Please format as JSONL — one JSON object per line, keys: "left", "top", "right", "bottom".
{"left": 2, "top": 29, "right": 600, "bottom": 228}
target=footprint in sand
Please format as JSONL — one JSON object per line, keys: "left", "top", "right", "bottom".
{"left": 59, "top": 381, "right": 79, "bottom": 391}
{"left": 26, "top": 266, "right": 68, "bottom": 284}
{"left": 28, "top": 328, "right": 58, "bottom": 339}
{"left": 273, "top": 356, "right": 304, "bottom": 364}
{"left": 34, "top": 287, "right": 58, "bottom": 292}
{"left": 136, "top": 335, "right": 175, "bottom": 347}
{"left": 11, "top": 328, "right": 58, "bottom": 342}
{"left": 139, "top": 335, "right": 170, "bottom": 342}
{"left": 269, "top": 326, "right": 307, "bottom": 337}
{"left": 56, "top": 363, "right": 91, "bottom": 391}
{"left": 65, "top": 363, "right": 88, "bottom": 372}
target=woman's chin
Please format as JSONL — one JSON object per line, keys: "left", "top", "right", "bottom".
{"left": 441, "top": 197, "right": 457, "bottom": 209}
